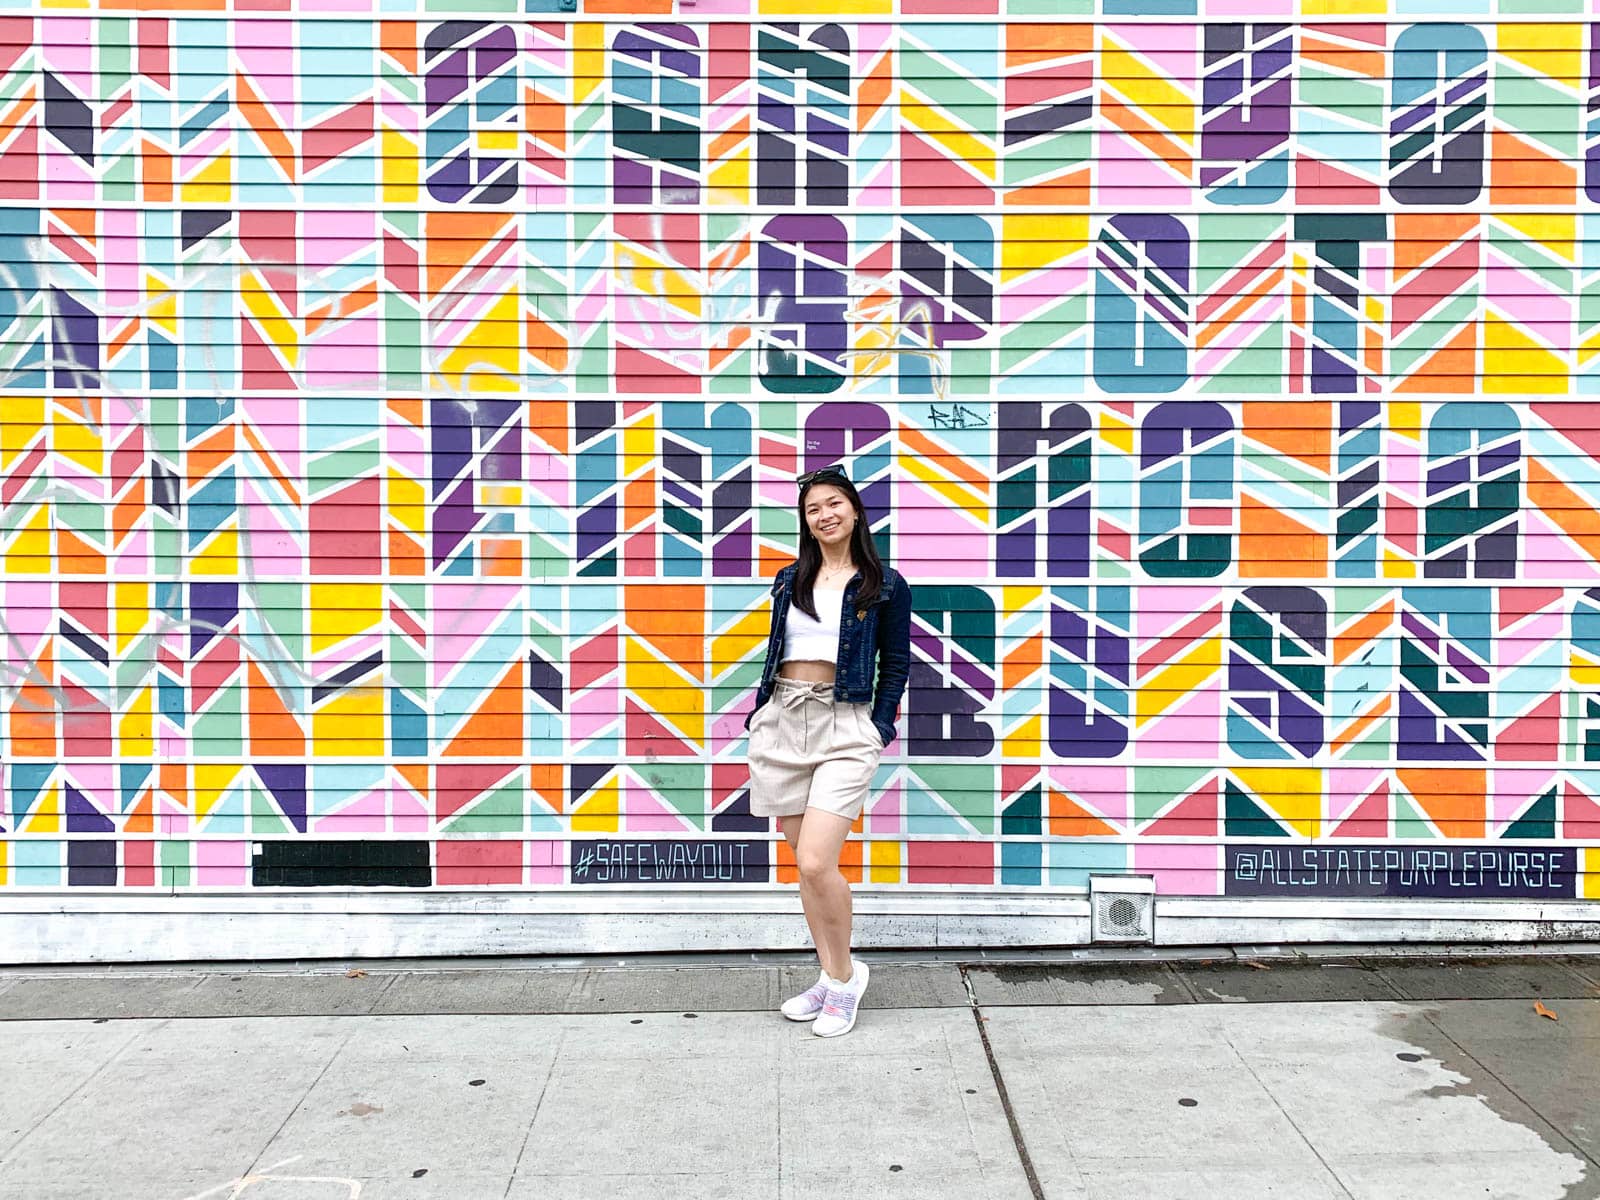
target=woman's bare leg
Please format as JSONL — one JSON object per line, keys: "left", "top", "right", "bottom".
{"left": 781, "top": 809, "right": 855, "bottom": 981}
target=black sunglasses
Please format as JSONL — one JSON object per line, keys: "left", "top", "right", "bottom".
{"left": 797, "top": 463, "right": 848, "bottom": 488}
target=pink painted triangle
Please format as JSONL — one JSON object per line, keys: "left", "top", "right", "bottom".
{"left": 1330, "top": 780, "right": 1389, "bottom": 839}
{"left": 1143, "top": 778, "right": 1219, "bottom": 838}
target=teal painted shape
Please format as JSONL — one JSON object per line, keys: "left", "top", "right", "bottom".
{"left": 1047, "top": 841, "right": 1130, "bottom": 889}
{"left": 1224, "top": 780, "right": 1291, "bottom": 838}
{"left": 1503, "top": 788, "right": 1557, "bottom": 841}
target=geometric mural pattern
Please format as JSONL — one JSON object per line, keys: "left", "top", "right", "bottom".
{"left": 2, "top": 10, "right": 1599, "bottom": 902}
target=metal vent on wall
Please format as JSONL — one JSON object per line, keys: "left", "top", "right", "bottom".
{"left": 1090, "top": 875, "right": 1156, "bottom": 944}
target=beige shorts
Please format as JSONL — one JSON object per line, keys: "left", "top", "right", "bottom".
{"left": 747, "top": 677, "right": 883, "bottom": 820}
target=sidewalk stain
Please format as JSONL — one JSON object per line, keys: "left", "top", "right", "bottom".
{"left": 339, "top": 1102, "right": 383, "bottom": 1118}
{"left": 1381, "top": 1007, "right": 1594, "bottom": 1200}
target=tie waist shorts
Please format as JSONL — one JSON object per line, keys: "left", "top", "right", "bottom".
{"left": 747, "top": 676, "right": 884, "bottom": 820}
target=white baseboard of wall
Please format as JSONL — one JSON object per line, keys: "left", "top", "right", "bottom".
{"left": 2, "top": 891, "right": 1597, "bottom": 965}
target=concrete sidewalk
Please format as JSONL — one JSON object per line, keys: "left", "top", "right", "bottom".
{"left": 1, "top": 951, "right": 1597, "bottom": 1200}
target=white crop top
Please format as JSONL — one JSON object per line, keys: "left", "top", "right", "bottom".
{"left": 782, "top": 586, "right": 845, "bottom": 664}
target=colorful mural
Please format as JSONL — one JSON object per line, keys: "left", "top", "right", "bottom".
{"left": 1, "top": 7, "right": 1599, "bottom": 907}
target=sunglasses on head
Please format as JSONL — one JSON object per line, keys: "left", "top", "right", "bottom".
{"left": 797, "top": 463, "right": 848, "bottom": 488}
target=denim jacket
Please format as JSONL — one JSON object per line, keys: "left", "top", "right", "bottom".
{"left": 744, "top": 562, "right": 912, "bottom": 747}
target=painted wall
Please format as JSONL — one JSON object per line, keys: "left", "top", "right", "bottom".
{"left": 1, "top": 3, "right": 1598, "bottom": 918}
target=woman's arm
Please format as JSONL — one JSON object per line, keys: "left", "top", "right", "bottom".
{"left": 869, "top": 574, "right": 912, "bottom": 746}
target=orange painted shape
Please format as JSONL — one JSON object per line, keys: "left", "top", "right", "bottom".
{"left": 1003, "top": 171, "right": 1091, "bottom": 207}
{"left": 397, "top": 762, "right": 430, "bottom": 800}
{"left": 1099, "top": 99, "right": 1193, "bottom": 179}
{"left": 1392, "top": 212, "right": 1478, "bottom": 275}
{"left": 1334, "top": 601, "right": 1394, "bottom": 664}
{"left": 187, "top": 424, "right": 237, "bottom": 486}
{"left": 56, "top": 208, "right": 96, "bottom": 240}
{"left": 381, "top": 22, "right": 418, "bottom": 73}
{"left": 530, "top": 763, "right": 563, "bottom": 814}
{"left": 247, "top": 662, "right": 306, "bottom": 757}
{"left": 1245, "top": 400, "right": 1330, "bottom": 471}
{"left": 388, "top": 397, "right": 424, "bottom": 426}
{"left": 528, "top": 399, "right": 569, "bottom": 455}
{"left": 124, "top": 793, "right": 155, "bottom": 835}
{"left": 899, "top": 424, "right": 987, "bottom": 488}
{"left": 778, "top": 816, "right": 864, "bottom": 884}
{"left": 526, "top": 316, "right": 570, "bottom": 373}
{"left": 141, "top": 140, "right": 173, "bottom": 201}
{"left": 236, "top": 74, "right": 298, "bottom": 182}
{"left": 387, "top": 530, "right": 424, "bottom": 577}
{"left": 525, "top": 86, "right": 568, "bottom": 152}
{"left": 57, "top": 530, "right": 105, "bottom": 576}
{"left": 1048, "top": 789, "right": 1119, "bottom": 837}
{"left": 1395, "top": 768, "right": 1486, "bottom": 838}
{"left": 443, "top": 660, "right": 525, "bottom": 758}
{"left": 856, "top": 54, "right": 893, "bottom": 131}
{"left": 1331, "top": 695, "right": 1392, "bottom": 754}
{"left": 425, "top": 210, "right": 514, "bottom": 296}
{"left": 1239, "top": 497, "right": 1326, "bottom": 578}
{"left": 1490, "top": 130, "right": 1576, "bottom": 205}
{"left": 1528, "top": 460, "right": 1600, "bottom": 563}
{"left": 112, "top": 488, "right": 145, "bottom": 547}
{"left": 625, "top": 584, "right": 706, "bottom": 672}
{"left": 483, "top": 537, "right": 522, "bottom": 577}
{"left": 11, "top": 677, "right": 57, "bottom": 758}
{"left": 1007, "top": 24, "right": 1090, "bottom": 63}
{"left": 1394, "top": 324, "right": 1476, "bottom": 394}
{"left": 1003, "top": 634, "right": 1043, "bottom": 690}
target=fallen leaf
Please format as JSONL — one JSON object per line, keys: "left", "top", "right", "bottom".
{"left": 345, "top": 968, "right": 368, "bottom": 979}
{"left": 1243, "top": 961, "right": 1272, "bottom": 971}
{"left": 1534, "top": 1001, "right": 1559, "bottom": 1022}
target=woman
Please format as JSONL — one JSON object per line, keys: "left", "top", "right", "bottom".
{"left": 744, "top": 463, "right": 912, "bottom": 1037}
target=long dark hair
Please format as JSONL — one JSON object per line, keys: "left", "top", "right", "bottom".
{"left": 793, "top": 474, "right": 884, "bottom": 620}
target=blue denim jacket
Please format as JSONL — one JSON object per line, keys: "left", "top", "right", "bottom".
{"left": 744, "top": 563, "right": 912, "bottom": 747}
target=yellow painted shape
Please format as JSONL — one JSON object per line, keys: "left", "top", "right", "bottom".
{"left": 380, "top": 129, "right": 420, "bottom": 203}
{"left": 5, "top": 508, "right": 52, "bottom": 575}
{"left": 119, "top": 686, "right": 153, "bottom": 756}
{"left": 1382, "top": 550, "right": 1417, "bottom": 579}
{"left": 573, "top": 24, "right": 606, "bottom": 104}
{"left": 1233, "top": 767, "right": 1322, "bottom": 839}
{"left": 180, "top": 152, "right": 233, "bottom": 204}
{"left": 1002, "top": 714, "right": 1043, "bottom": 760}
{"left": 868, "top": 838, "right": 900, "bottom": 884}
{"left": 310, "top": 582, "right": 381, "bottom": 652}
{"left": 903, "top": 455, "right": 988, "bottom": 515}
{"left": 623, "top": 412, "right": 656, "bottom": 475}
{"left": 144, "top": 274, "right": 177, "bottom": 333}
{"left": 388, "top": 471, "right": 425, "bottom": 534}
{"left": 190, "top": 529, "right": 241, "bottom": 576}
{"left": 1583, "top": 848, "right": 1600, "bottom": 899}
{"left": 1499, "top": 24, "right": 1581, "bottom": 85}
{"left": 1136, "top": 637, "right": 1220, "bottom": 726}
{"left": 1578, "top": 328, "right": 1600, "bottom": 366}
{"left": 437, "top": 288, "right": 521, "bottom": 393}
{"left": 1001, "top": 215, "right": 1087, "bottom": 282}
{"left": 626, "top": 648, "right": 703, "bottom": 743}
{"left": 240, "top": 272, "right": 300, "bottom": 367}
{"left": 572, "top": 779, "right": 620, "bottom": 832}
{"left": 1303, "top": 0, "right": 1383, "bottom": 12}
{"left": 1484, "top": 314, "right": 1567, "bottom": 395}
{"left": 1388, "top": 401, "right": 1422, "bottom": 441}
{"left": 0, "top": 839, "right": 7, "bottom": 886}
{"left": 1498, "top": 213, "right": 1576, "bottom": 261}
{"left": 1101, "top": 414, "right": 1134, "bottom": 453}
{"left": 898, "top": 96, "right": 997, "bottom": 180}
{"left": 1003, "top": 585, "right": 1043, "bottom": 613}
{"left": 22, "top": 784, "right": 60, "bottom": 834}
{"left": 710, "top": 607, "right": 769, "bottom": 673}
{"left": 762, "top": 0, "right": 890, "bottom": 14}
{"left": 614, "top": 245, "right": 701, "bottom": 318}
{"left": 0, "top": 395, "right": 43, "bottom": 461}
{"left": 52, "top": 410, "right": 105, "bottom": 474}
{"left": 1364, "top": 296, "right": 1384, "bottom": 323}
{"left": 313, "top": 690, "right": 384, "bottom": 755}
{"left": 1571, "top": 653, "right": 1600, "bottom": 686}
{"left": 193, "top": 763, "right": 242, "bottom": 822}
{"left": 110, "top": 578, "right": 146, "bottom": 637}
{"left": 1099, "top": 35, "right": 1195, "bottom": 141}
{"left": 707, "top": 153, "right": 750, "bottom": 206}
{"left": 475, "top": 129, "right": 517, "bottom": 153}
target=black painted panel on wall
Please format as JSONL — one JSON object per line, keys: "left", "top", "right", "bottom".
{"left": 253, "top": 841, "right": 431, "bottom": 888}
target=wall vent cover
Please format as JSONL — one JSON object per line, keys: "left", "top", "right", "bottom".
{"left": 1089, "top": 875, "right": 1156, "bottom": 944}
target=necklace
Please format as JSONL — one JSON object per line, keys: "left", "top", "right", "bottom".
{"left": 818, "top": 561, "right": 854, "bottom": 581}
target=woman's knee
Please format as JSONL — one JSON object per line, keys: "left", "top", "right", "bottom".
{"left": 795, "top": 847, "right": 841, "bottom": 886}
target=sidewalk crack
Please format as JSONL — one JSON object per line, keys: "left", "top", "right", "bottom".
{"left": 958, "top": 965, "right": 1045, "bottom": 1200}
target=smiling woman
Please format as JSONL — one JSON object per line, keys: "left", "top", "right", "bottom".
{"left": 742, "top": 463, "right": 912, "bottom": 1039}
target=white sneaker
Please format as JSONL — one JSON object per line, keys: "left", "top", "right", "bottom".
{"left": 781, "top": 972, "right": 831, "bottom": 1022}
{"left": 812, "top": 958, "right": 870, "bottom": 1038}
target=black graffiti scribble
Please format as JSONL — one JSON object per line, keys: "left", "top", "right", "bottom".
{"left": 926, "top": 403, "right": 989, "bottom": 430}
